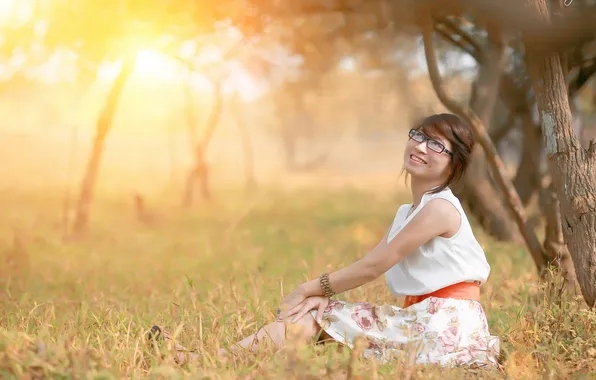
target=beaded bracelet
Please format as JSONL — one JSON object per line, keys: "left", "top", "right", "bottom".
{"left": 319, "top": 272, "right": 335, "bottom": 298}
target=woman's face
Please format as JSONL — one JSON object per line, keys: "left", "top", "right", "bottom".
{"left": 403, "top": 128, "right": 453, "bottom": 182}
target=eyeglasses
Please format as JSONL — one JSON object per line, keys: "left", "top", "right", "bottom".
{"left": 408, "top": 129, "right": 453, "bottom": 157}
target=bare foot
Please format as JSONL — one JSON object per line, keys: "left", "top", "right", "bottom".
{"left": 148, "top": 325, "right": 201, "bottom": 365}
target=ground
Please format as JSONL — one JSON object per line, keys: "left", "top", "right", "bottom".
{"left": 1, "top": 186, "right": 594, "bottom": 379}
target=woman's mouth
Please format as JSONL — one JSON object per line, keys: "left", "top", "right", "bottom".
{"left": 410, "top": 154, "right": 427, "bottom": 164}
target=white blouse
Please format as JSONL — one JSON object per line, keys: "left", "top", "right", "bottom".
{"left": 384, "top": 187, "right": 491, "bottom": 296}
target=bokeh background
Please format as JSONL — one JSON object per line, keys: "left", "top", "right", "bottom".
{"left": 1, "top": 1, "right": 596, "bottom": 378}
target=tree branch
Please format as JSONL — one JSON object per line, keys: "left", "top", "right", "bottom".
{"left": 435, "top": 16, "right": 485, "bottom": 62}
{"left": 254, "top": 0, "right": 596, "bottom": 54}
{"left": 490, "top": 112, "right": 517, "bottom": 144}
{"left": 434, "top": 25, "right": 479, "bottom": 61}
{"left": 421, "top": 18, "right": 548, "bottom": 269}
{"left": 199, "top": 79, "right": 224, "bottom": 150}
{"left": 410, "top": 0, "right": 596, "bottom": 49}
{"left": 569, "top": 61, "right": 596, "bottom": 97}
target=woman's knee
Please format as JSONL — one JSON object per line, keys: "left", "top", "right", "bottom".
{"left": 263, "top": 321, "right": 286, "bottom": 345}
{"left": 285, "top": 312, "right": 320, "bottom": 339}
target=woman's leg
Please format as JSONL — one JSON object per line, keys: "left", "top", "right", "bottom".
{"left": 151, "top": 313, "right": 330, "bottom": 363}
{"left": 224, "top": 312, "right": 326, "bottom": 355}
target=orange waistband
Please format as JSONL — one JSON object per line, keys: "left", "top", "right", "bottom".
{"left": 403, "top": 281, "right": 480, "bottom": 308}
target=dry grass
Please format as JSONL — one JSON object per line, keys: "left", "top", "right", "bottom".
{"left": 0, "top": 186, "right": 595, "bottom": 379}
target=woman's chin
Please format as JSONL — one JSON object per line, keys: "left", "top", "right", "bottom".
{"left": 404, "top": 165, "right": 430, "bottom": 180}
{"left": 403, "top": 164, "right": 420, "bottom": 176}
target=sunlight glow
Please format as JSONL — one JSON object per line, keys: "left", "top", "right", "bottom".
{"left": 94, "top": 45, "right": 263, "bottom": 102}
{"left": 96, "top": 49, "right": 182, "bottom": 83}
{"left": 96, "top": 61, "right": 122, "bottom": 82}
{"left": 0, "top": 0, "right": 17, "bottom": 23}
{"left": 133, "top": 49, "right": 180, "bottom": 80}
{"left": 0, "top": 0, "right": 34, "bottom": 26}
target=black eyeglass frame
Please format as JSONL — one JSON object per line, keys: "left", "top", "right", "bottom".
{"left": 408, "top": 129, "right": 454, "bottom": 157}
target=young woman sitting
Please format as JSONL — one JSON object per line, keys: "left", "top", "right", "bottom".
{"left": 149, "top": 113, "right": 500, "bottom": 368}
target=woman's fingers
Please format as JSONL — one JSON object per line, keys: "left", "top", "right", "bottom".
{"left": 290, "top": 298, "right": 318, "bottom": 323}
{"left": 286, "top": 301, "right": 306, "bottom": 317}
{"left": 283, "top": 297, "right": 329, "bottom": 324}
{"left": 291, "top": 303, "right": 310, "bottom": 323}
{"left": 315, "top": 299, "right": 328, "bottom": 324}
{"left": 281, "top": 291, "right": 306, "bottom": 311}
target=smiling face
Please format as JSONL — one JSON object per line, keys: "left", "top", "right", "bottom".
{"left": 403, "top": 127, "right": 453, "bottom": 183}
{"left": 401, "top": 114, "right": 475, "bottom": 193}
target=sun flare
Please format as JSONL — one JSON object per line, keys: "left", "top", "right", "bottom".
{"left": 96, "top": 49, "right": 181, "bottom": 83}
{"left": 133, "top": 49, "right": 179, "bottom": 80}
{"left": 0, "top": 0, "right": 31, "bottom": 25}
{"left": 0, "top": 0, "right": 15, "bottom": 17}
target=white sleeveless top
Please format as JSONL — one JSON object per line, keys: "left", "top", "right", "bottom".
{"left": 384, "top": 187, "right": 491, "bottom": 296}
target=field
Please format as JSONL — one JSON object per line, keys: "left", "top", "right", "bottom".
{"left": 1, "top": 186, "right": 595, "bottom": 379}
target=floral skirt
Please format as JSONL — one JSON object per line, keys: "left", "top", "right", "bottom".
{"left": 309, "top": 297, "right": 500, "bottom": 368}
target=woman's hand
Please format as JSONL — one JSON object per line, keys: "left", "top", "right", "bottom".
{"left": 278, "top": 284, "right": 308, "bottom": 319}
{"left": 287, "top": 296, "right": 330, "bottom": 324}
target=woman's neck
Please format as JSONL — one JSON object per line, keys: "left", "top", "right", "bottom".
{"left": 410, "top": 178, "right": 444, "bottom": 208}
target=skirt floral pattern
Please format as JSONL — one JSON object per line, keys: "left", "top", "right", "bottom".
{"left": 310, "top": 297, "right": 500, "bottom": 368}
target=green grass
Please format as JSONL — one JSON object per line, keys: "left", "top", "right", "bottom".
{"left": 1, "top": 187, "right": 595, "bottom": 379}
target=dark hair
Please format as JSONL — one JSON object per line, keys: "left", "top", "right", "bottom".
{"left": 411, "top": 113, "right": 475, "bottom": 194}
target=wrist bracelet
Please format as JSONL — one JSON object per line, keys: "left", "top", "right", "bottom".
{"left": 319, "top": 272, "right": 335, "bottom": 298}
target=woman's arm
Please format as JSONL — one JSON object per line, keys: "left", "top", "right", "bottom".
{"left": 299, "top": 198, "right": 460, "bottom": 297}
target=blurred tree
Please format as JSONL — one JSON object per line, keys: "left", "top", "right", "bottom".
{"left": 240, "top": 1, "right": 421, "bottom": 171}
{"left": 72, "top": 54, "right": 137, "bottom": 234}
{"left": 230, "top": 91, "right": 257, "bottom": 192}
{"left": 264, "top": 15, "right": 349, "bottom": 171}
{"left": 176, "top": 35, "right": 254, "bottom": 205}
{"left": 0, "top": 0, "right": 259, "bottom": 233}
{"left": 182, "top": 68, "right": 223, "bottom": 205}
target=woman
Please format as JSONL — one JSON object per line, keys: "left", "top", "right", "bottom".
{"left": 150, "top": 113, "right": 500, "bottom": 368}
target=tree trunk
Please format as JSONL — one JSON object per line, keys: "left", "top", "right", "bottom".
{"left": 276, "top": 81, "right": 329, "bottom": 172}
{"left": 593, "top": 75, "right": 596, "bottom": 110}
{"left": 501, "top": 64, "right": 577, "bottom": 285}
{"left": 62, "top": 124, "right": 80, "bottom": 239}
{"left": 71, "top": 55, "right": 136, "bottom": 235}
{"left": 539, "top": 179, "right": 578, "bottom": 291}
{"left": 489, "top": 112, "right": 516, "bottom": 146}
{"left": 183, "top": 78, "right": 223, "bottom": 206}
{"left": 524, "top": 0, "right": 596, "bottom": 307}
{"left": 281, "top": 128, "right": 298, "bottom": 171}
{"left": 231, "top": 93, "right": 257, "bottom": 192}
{"left": 183, "top": 145, "right": 210, "bottom": 205}
{"left": 423, "top": 21, "right": 548, "bottom": 270}
{"left": 449, "top": 27, "right": 524, "bottom": 243}
{"left": 497, "top": 75, "right": 544, "bottom": 206}
{"left": 513, "top": 113, "right": 543, "bottom": 206}
{"left": 459, "top": 149, "right": 523, "bottom": 242}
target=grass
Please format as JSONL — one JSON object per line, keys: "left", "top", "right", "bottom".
{"left": 0, "top": 186, "right": 595, "bottom": 379}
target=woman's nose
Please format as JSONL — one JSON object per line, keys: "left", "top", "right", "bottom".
{"left": 414, "top": 141, "right": 427, "bottom": 153}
